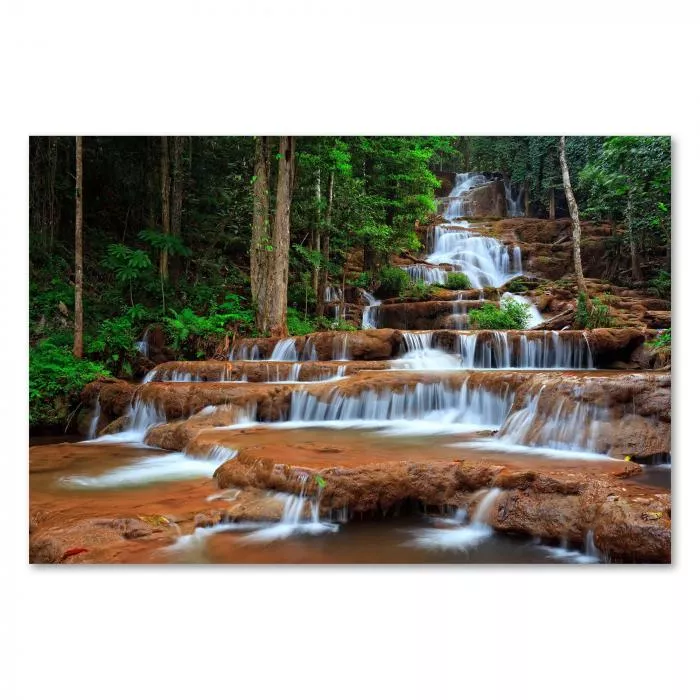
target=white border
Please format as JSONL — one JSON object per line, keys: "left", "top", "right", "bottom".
{"left": 3, "top": 3, "right": 698, "bottom": 699}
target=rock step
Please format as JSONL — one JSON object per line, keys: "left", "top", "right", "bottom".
{"left": 145, "top": 360, "right": 391, "bottom": 383}
{"left": 212, "top": 447, "right": 669, "bottom": 563}
{"left": 84, "top": 369, "right": 670, "bottom": 459}
{"left": 228, "top": 328, "right": 644, "bottom": 364}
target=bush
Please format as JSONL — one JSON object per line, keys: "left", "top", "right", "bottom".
{"left": 468, "top": 299, "right": 530, "bottom": 330}
{"left": 576, "top": 292, "right": 614, "bottom": 329}
{"left": 400, "top": 280, "right": 432, "bottom": 300}
{"left": 649, "top": 270, "right": 671, "bottom": 299}
{"left": 352, "top": 271, "right": 373, "bottom": 289}
{"left": 506, "top": 279, "right": 528, "bottom": 294}
{"left": 649, "top": 328, "right": 671, "bottom": 349}
{"left": 165, "top": 294, "right": 255, "bottom": 355}
{"left": 444, "top": 272, "right": 472, "bottom": 290}
{"left": 377, "top": 266, "right": 410, "bottom": 297}
{"left": 287, "top": 308, "right": 316, "bottom": 336}
{"left": 30, "top": 341, "right": 109, "bottom": 427}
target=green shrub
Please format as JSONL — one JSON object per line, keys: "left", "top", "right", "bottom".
{"left": 649, "top": 270, "right": 671, "bottom": 299}
{"left": 444, "top": 272, "right": 472, "bottom": 290}
{"left": 649, "top": 328, "right": 671, "bottom": 349}
{"left": 165, "top": 294, "right": 255, "bottom": 355}
{"left": 469, "top": 299, "right": 530, "bottom": 330}
{"left": 576, "top": 292, "right": 614, "bottom": 329}
{"left": 287, "top": 308, "right": 317, "bottom": 336}
{"left": 352, "top": 271, "right": 373, "bottom": 289}
{"left": 506, "top": 279, "right": 528, "bottom": 294}
{"left": 30, "top": 341, "right": 109, "bottom": 427}
{"left": 315, "top": 317, "right": 357, "bottom": 332}
{"left": 400, "top": 280, "right": 432, "bottom": 300}
{"left": 377, "top": 266, "right": 410, "bottom": 297}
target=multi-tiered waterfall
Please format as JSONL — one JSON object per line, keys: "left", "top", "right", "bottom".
{"left": 37, "top": 167, "right": 669, "bottom": 567}
{"left": 402, "top": 173, "right": 522, "bottom": 288}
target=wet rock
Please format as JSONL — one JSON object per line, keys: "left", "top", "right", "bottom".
{"left": 462, "top": 181, "right": 507, "bottom": 218}
{"left": 586, "top": 328, "right": 645, "bottom": 364}
{"left": 29, "top": 536, "right": 64, "bottom": 563}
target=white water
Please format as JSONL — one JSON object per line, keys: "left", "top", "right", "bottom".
{"left": 269, "top": 338, "right": 298, "bottom": 361}
{"left": 287, "top": 381, "right": 511, "bottom": 430}
{"left": 403, "top": 173, "right": 523, "bottom": 289}
{"left": 243, "top": 475, "right": 339, "bottom": 541}
{"left": 494, "top": 388, "right": 610, "bottom": 455}
{"left": 361, "top": 290, "right": 382, "bottom": 329}
{"left": 500, "top": 292, "right": 543, "bottom": 328}
{"left": 61, "top": 451, "right": 228, "bottom": 489}
{"left": 230, "top": 343, "right": 261, "bottom": 361}
{"left": 87, "top": 402, "right": 101, "bottom": 439}
{"left": 395, "top": 330, "right": 593, "bottom": 370}
{"left": 503, "top": 178, "right": 524, "bottom": 217}
{"left": 332, "top": 333, "right": 350, "bottom": 360}
{"left": 410, "top": 488, "right": 502, "bottom": 551}
{"left": 134, "top": 328, "right": 150, "bottom": 357}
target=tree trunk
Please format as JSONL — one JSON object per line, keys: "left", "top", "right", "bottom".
{"left": 558, "top": 136, "right": 587, "bottom": 300}
{"left": 310, "top": 168, "right": 321, "bottom": 299}
{"left": 170, "top": 135, "right": 185, "bottom": 280}
{"left": 251, "top": 136, "right": 271, "bottom": 333}
{"left": 48, "top": 137, "right": 58, "bottom": 250}
{"left": 159, "top": 136, "right": 171, "bottom": 282}
{"left": 267, "top": 136, "right": 296, "bottom": 337}
{"left": 316, "top": 170, "right": 334, "bottom": 316}
{"left": 73, "top": 136, "right": 84, "bottom": 358}
{"left": 626, "top": 190, "right": 643, "bottom": 281}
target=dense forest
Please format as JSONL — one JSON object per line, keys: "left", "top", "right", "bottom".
{"left": 29, "top": 135, "right": 671, "bottom": 430}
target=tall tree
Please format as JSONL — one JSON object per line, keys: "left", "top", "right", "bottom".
{"left": 267, "top": 136, "right": 296, "bottom": 337}
{"left": 73, "top": 136, "right": 84, "bottom": 358}
{"left": 250, "top": 136, "right": 271, "bottom": 332}
{"left": 558, "top": 136, "right": 587, "bottom": 300}
{"left": 159, "top": 135, "right": 171, "bottom": 281}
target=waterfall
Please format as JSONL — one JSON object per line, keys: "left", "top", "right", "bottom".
{"left": 286, "top": 380, "right": 512, "bottom": 429}
{"left": 403, "top": 173, "right": 523, "bottom": 289}
{"left": 503, "top": 178, "right": 524, "bottom": 217}
{"left": 496, "top": 388, "right": 610, "bottom": 455}
{"left": 125, "top": 397, "right": 167, "bottom": 439}
{"left": 87, "top": 402, "right": 101, "bottom": 439}
{"left": 300, "top": 337, "right": 318, "bottom": 361}
{"left": 269, "top": 338, "right": 298, "bottom": 361}
{"left": 230, "top": 343, "right": 261, "bottom": 361}
{"left": 441, "top": 172, "right": 489, "bottom": 219}
{"left": 332, "top": 333, "right": 350, "bottom": 360}
{"left": 454, "top": 331, "right": 593, "bottom": 369}
{"left": 243, "top": 474, "right": 339, "bottom": 541}
{"left": 409, "top": 487, "right": 502, "bottom": 551}
{"left": 361, "top": 290, "right": 382, "bottom": 329}
{"left": 134, "top": 328, "right": 150, "bottom": 357}
{"left": 401, "top": 331, "right": 434, "bottom": 352}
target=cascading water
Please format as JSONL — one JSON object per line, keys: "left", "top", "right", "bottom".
{"left": 286, "top": 381, "right": 512, "bottom": 432}
{"left": 457, "top": 331, "right": 593, "bottom": 369}
{"left": 87, "top": 402, "right": 101, "bottom": 439}
{"left": 394, "top": 330, "right": 593, "bottom": 370}
{"left": 410, "top": 487, "right": 502, "bottom": 551}
{"left": 361, "top": 290, "right": 382, "bottom": 329}
{"left": 269, "top": 338, "right": 298, "bottom": 361}
{"left": 493, "top": 387, "right": 611, "bottom": 456}
{"left": 332, "top": 333, "right": 350, "bottom": 360}
{"left": 243, "top": 474, "right": 339, "bottom": 541}
{"left": 503, "top": 178, "right": 524, "bottom": 217}
{"left": 403, "top": 173, "right": 523, "bottom": 289}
